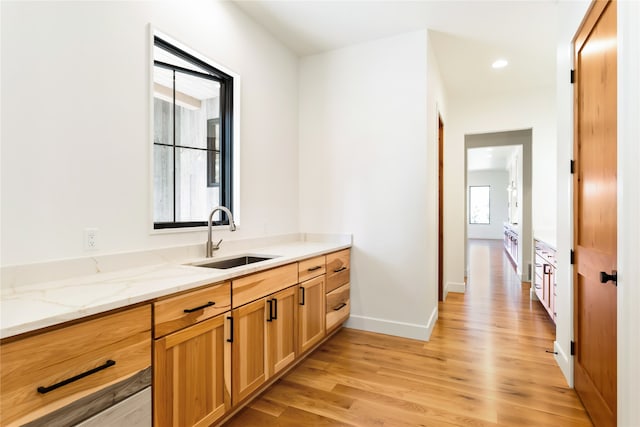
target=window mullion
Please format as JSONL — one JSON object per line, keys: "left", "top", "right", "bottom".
{"left": 172, "top": 69, "right": 176, "bottom": 224}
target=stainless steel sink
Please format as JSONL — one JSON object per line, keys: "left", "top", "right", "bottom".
{"left": 192, "top": 254, "right": 278, "bottom": 269}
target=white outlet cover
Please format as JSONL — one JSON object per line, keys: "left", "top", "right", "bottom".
{"left": 84, "top": 228, "right": 99, "bottom": 251}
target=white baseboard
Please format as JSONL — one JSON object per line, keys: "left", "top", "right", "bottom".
{"left": 345, "top": 306, "right": 438, "bottom": 341}
{"left": 446, "top": 282, "right": 466, "bottom": 293}
{"left": 554, "top": 340, "right": 573, "bottom": 387}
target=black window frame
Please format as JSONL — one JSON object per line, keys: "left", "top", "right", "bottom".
{"left": 153, "top": 36, "right": 234, "bottom": 229}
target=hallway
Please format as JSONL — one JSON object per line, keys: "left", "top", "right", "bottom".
{"left": 225, "top": 239, "right": 592, "bottom": 426}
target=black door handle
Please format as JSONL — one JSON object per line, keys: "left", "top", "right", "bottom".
{"left": 267, "top": 299, "right": 273, "bottom": 322}
{"left": 300, "top": 287, "right": 305, "bottom": 306}
{"left": 37, "top": 360, "right": 116, "bottom": 394}
{"left": 600, "top": 270, "right": 617, "bottom": 285}
{"left": 227, "top": 316, "right": 234, "bottom": 342}
{"left": 183, "top": 301, "right": 215, "bottom": 313}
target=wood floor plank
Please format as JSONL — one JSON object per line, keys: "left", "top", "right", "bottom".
{"left": 223, "top": 240, "right": 592, "bottom": 426}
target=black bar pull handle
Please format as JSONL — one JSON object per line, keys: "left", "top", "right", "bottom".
{"left": 300, "top": 287, "right": 306, "bottom": 306}
{"left": 543, "top": 264, "right": 550, "bottom": 274}
{"left": 600, "top": 270, "right": 617, "bottom": 285}
{"left": 307, "top": 266, "right": 322, "bottom": 272}
{"left": 333, "top": 302, "right": 347, "bottom": 311}
{"left": 273, "top": 298, "right": 278, "bottom": 320}
{"left": 333, "top": 266, "right": 347, "bottom": 273}
{"left": 227, "top": 316, "right": 234, "bottom": 342}
{"left": 183, "top": 301, "right": 215, "bottom": 313}
{"left": 37, "top": 360, "right": 116, "bottom": 394}
{"left": 266, "top": 300, "right": 273, "bottom": 322}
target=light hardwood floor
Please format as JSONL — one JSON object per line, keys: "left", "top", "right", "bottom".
{"left": 224, "top": 239, "right": 592, "bottom": 426}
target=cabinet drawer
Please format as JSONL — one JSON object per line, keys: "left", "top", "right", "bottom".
{"left": 232, "top": 263, "right": 298, "bottom": 308}
{"left": 325, "top": 249, "right": 350, "bottom": 293}
{"left": 326, "top": 283, "right": 350, "bottom": 332}
{"left": 0, "top": 306, "right": 151, "bottom": 427}
{"left": 298, "top": 255, "right": 326, "bottom": 283}
{"left": 154, "top": 282, "right": 231, "bottom": 338}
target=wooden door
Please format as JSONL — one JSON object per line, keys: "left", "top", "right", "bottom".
{"left": 266, "top": 286, "right": 298, "bottom": 377}
{"left": 298, "top": 275, "right": 326, "bottom": 354}
{"left": 231, "top": 298, "right": 267, "bottom": 404}
{"left": 154, "top": 314, "right": 231, "bottom": 427}
{"left": 573, "top": 1, "right": 617, "bottom": 425}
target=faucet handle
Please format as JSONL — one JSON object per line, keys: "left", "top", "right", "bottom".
{"left": 213, "top": 239, "right": 223, "bottom": 250}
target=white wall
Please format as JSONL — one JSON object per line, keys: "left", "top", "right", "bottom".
{"left": 553, "top": 0, "right": 591, "bottom": 387}
{"left": 467, "top": 170, "right": 509, "bottom": 239}
{"left": 0, "top": 0, "right": 299, "bottom": 266}
{"left": 299, "top": 30, "right": 447, "bottom": 340}
{"left": 445, "top": 88, "right": 556, "bottom": 291}
{"left": 618, "top": 3, "right": 640, "bottom": 424}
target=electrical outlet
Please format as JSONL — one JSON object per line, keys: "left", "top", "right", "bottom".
{"left": 84, "top": 228, "right": 99, "bottom": 251}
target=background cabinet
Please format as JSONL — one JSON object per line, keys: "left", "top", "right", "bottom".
{"left": 534, "top": 239, "right": 557, "bottom": 323}
{"left": 503, "top": 224, "right": 518, "bottom": 270}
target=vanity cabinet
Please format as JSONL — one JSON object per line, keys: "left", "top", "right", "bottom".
{"left": 534, "top": 239, "right": 557, "bottom": 323}
{"left": 0, "top": 305, "right": 151, "bottom": 427}
{"left": 153, "top": 283, "right": 232, "bottom": 427}
{"left": 0, "top": 248, "right": 351, "bottom": 427}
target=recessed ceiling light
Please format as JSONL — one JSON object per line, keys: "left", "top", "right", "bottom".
{"left": 492, "top": 59, "right": 508, "bottom": 69}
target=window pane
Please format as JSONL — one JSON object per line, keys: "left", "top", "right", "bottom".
{"left": 174, "top": 72, "right": 220, "bottom": 150}
{"left": 469, "top": 186, "right": 490, "bottom": 224}
{"left": 207, "top": 118, "right": 220, "bottom": 187}
{"left": 153, "top": 97, "right": 173, "bottom": 146}
{"left": 175, "top": 147, "right": 221, "bottom": 222}
{"left": 154, "top": 145, "right": 174, "bottom": 222}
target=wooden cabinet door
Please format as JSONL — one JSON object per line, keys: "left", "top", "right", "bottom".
{"left": 154, "top": 314, "right": 230, "bottom": 427}
{"left": 231, "top": 299, "right": 267, "bottom": 404}
{"left": 298, "top": 275, "right": 326, "bottom": 354}
{"left": 266, "top": 286, "right": 298, "bottom": 377}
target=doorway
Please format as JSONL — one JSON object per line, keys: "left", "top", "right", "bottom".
{"left": 464, "top": 130, "right": 533, "bottom": 288}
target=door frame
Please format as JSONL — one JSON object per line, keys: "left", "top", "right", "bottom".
{"left": 438, "top": 114, "right": 444, "bottom": 301}
{"left": 463, "top": 130, "right": 533, "bottom": 286}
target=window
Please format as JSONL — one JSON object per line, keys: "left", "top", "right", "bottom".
{"left": 469, "top": 186, "right": 490, "bottom": 224}
{"left": 153, "top": 36, "right": 233, "bottom": 229}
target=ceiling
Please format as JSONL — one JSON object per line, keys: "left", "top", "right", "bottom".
{"left": 467, "top": 145, "right": 519, "bottom": 171}
{"left": 232, "top": 0, "right": 558, "bottom": 97}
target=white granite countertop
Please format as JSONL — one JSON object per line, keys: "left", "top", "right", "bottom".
{"left": 1, "top": 238, "right": 350, "bottom": 339}
{"left": 534, "top": 230, "right": 557, "bottom": 249}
